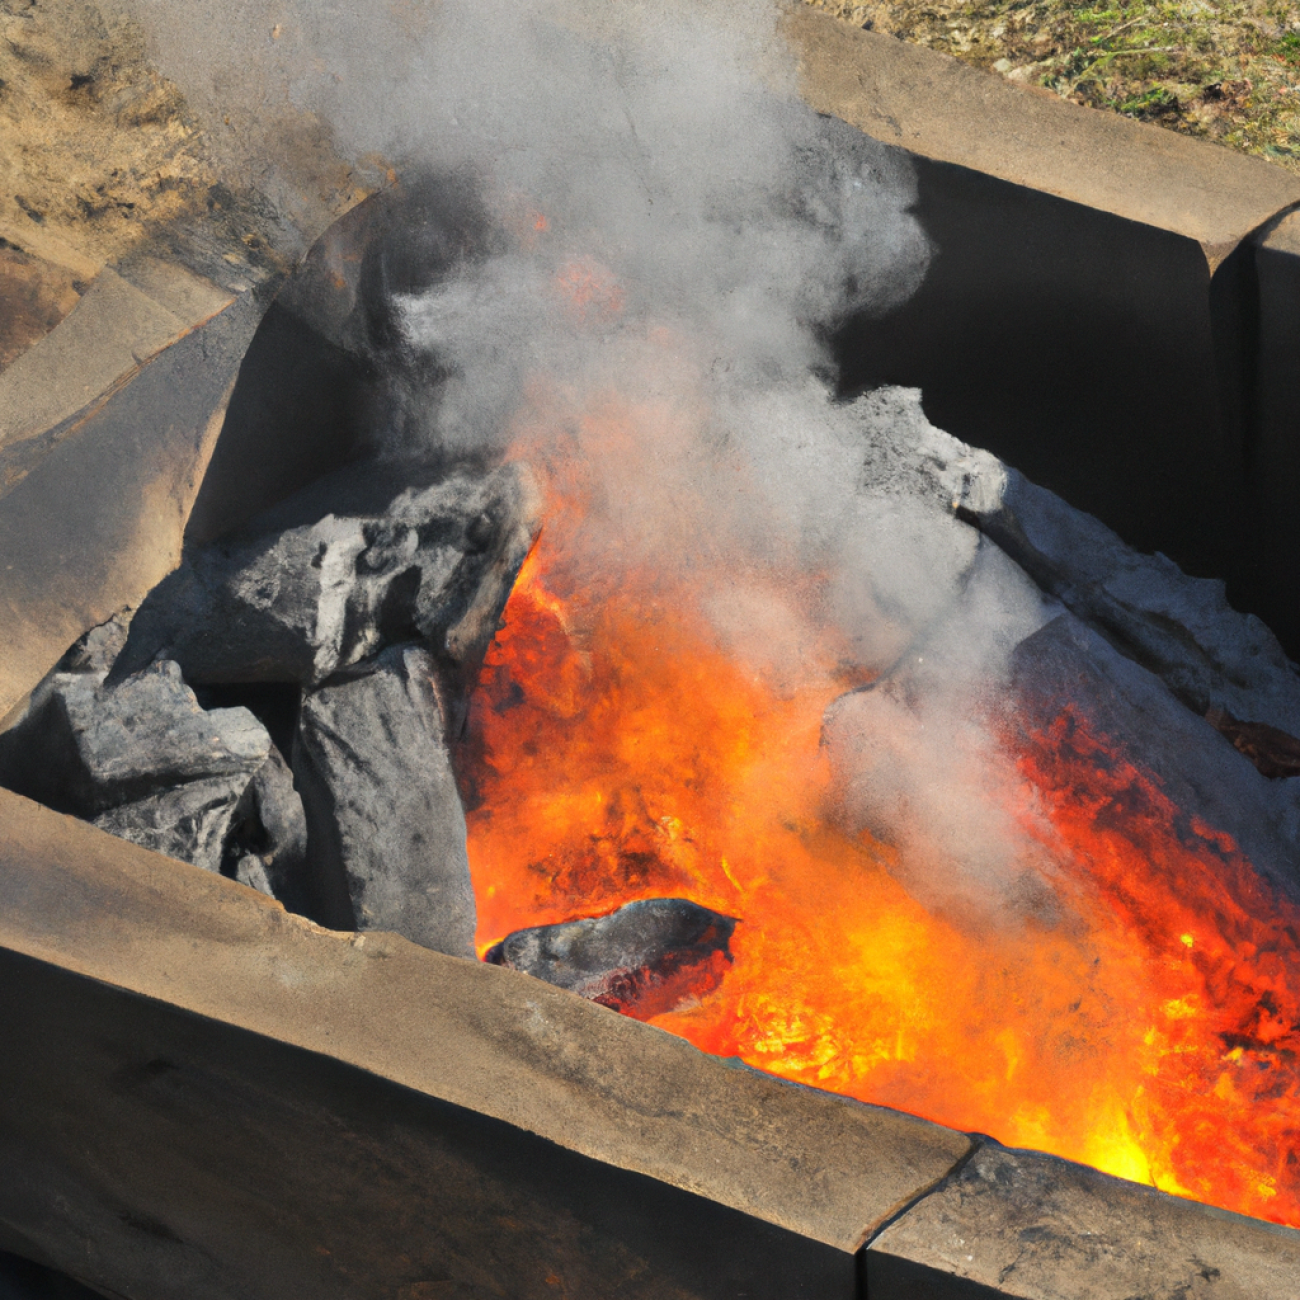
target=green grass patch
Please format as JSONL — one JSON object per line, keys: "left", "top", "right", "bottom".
{"left": 806, "top": 0, "right": 1300, "bottom": 173}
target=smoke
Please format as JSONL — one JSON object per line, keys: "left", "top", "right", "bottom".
{"left": 120, "top": 0, "right": 1056, "bottom": 926}
{"left": 824, "top": 539, "right": 1057, "bottom": 925}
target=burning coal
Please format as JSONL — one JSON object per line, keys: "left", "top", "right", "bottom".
{"left": 101, "top": 0, "right": 1300, "bottom": 1229}
{"left": 485, "top": 898, "right": 737, "bottom": 1018}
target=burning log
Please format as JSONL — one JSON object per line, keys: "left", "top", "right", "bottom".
{"left": 1205, "top": 707, "right": 1300, "bottom": 780}
{"left": 484, "top": 898, "right": 738, "bottom": 1019}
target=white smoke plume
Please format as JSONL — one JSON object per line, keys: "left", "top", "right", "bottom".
{"left": 119, "top": 0, "right": 1056, "bottom": 926}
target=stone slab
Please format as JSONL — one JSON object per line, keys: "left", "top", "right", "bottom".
{"left": 0, "top": 290, "right": 263, "bottom": 724}
{"left": 867, "top": 1142, "right": 1300, "bottom": 1299}
{"left": 0, "top": 266, "right": 232, "bottom": 453}
{"left": 0, "top": 220, "right": 101, "bottom": 286}
{"left": 0, "top": 944, "right": 858, "bottom": 1300}
{"left": 785, "top": 5, "right": 1300, "bottom": 263}
{"left": 0, "top": 786, "right": 971, "bottom": 1254}
{"left": 0, "top": 244, "right": 86, "bottom": 374}
{"left": 1235, "top": 212, "right": 1300, "bottom": 656}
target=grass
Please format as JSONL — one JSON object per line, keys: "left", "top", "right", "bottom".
{"left": 804, "top": 0, "right": 1300, "bottom": 173}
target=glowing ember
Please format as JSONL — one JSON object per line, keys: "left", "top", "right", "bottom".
{"left": 460, "top": 434, "right": 1300, "bottom": 1229}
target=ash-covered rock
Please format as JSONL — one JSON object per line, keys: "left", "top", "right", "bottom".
{"left": 222, "top": 744, "right": 310, "bottom": 907}
{"left": 485, "top": 898, "right": 738, "bottom": 1018}
{"left": 0, "top": 658, "right": 269, "bottom": 818}
{"left": 852, "top": 386, "right": 1008, "bottom": 517}
{"left": 1009, "top": 612, "right": 1300, "bottom": 901}
{"left": 0, "top": 455, "right": 535, "bottom": 952}
{"left": 954, "top": 454, "right": 1300, "bottom": 740}
{"left": 776, "top": 386, "right": 1006, "bottom": 675}
{"left": 55, "top": 609, "right": 132, "bottom": 676}
{"left": 293, "top": 642, "right": 476, "bottom": 955}
{"left": 112, "top": 460, "right": 541, "bottom": 691}
{"left": 849, "top": 389, "right": 1300, "bottom": 772}
{"left": 821, "top": 391, "right": 1300, "bottom": 917}
{"left": 93, "top": 772, "right": 257, "bottom": 876}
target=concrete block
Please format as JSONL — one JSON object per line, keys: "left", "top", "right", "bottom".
{"left": 0, "top": 243, "right": 86, "bottom": 373}
{"left": 0, "top": 945, "right": 860, "bottom": 1300}
{"left": 784, "top": 6, "right": 1300, "bottom": 254}
{"left": 1235, "top": 211, "right": 1300, "bottom": 656}
{"left": 0, "top": 786, "right": 972, "bottom": 1296}
{"left": 0, "top": 267, "right": 233, "bottom": 453}
{"left": 866, "top": 1142, "right": 1300, "bottom": 1299}
{"left": 0, "top": 290, "right": 264, "bottom": 722}
{"left": 788, "top": 5, "right": 1300, "bottom": 629}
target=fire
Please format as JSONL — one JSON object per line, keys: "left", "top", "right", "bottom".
{"left": 553, "top": 257, "right": 625, "bottom": 323}
{"left": 459, "top": 404, "right": 1300, "bottom": 1229}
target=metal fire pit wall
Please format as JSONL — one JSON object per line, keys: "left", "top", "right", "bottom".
{"left": 2, "top": 6, "right": 1300, "bottom": 1299}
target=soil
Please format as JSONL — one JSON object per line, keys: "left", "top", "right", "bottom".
{"left": 0, "top": 0, "right": 359, "bottom": 370}
{"left": 0, "top": 0, "right": 216, "bottom": 266}
{"left": 805, "top": 0, "right": 1300, "bottom": 173}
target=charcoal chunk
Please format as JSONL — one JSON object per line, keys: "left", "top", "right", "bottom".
{"left": 113, "top": 462, "right": 540, "bottom": 689}
{"left": 56, "top": 609, "right": 132, "bottom": 675}
{"left": 1205, "top": 707, "right": 1300, "bottom": 779}
{"left": 485, "top": 899, "right": 737, "bottom": 1018}
{"left": 234, "top": 853, "right": 274, "bottom": 896}
{"left": 93, "top": 773, "right": 254, "bottom": 874}
{"left": 223, "top": 744, "right": 310, "bottom": 909}
{"left": 293, "top": 643, "right": 476, "bottom": 955}
{"left": 0, "top": 659, "right": 270, "bottom": 816}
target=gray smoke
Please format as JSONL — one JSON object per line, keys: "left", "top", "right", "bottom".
{"left": 119, "top": 0, "right": 1057, "bottom": 926}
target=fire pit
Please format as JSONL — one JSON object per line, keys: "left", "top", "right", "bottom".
{"left": 3, "top": 2, "right": 1300, "bottom": 1298}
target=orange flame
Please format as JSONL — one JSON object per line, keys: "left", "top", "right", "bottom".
{"left": 553, "top": 257, "right": 625, "bottom": 324}
{"left": 460, "top": 401, "right": 1300, "bottom": 1228}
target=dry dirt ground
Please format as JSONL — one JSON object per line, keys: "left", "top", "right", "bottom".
{"left": 0, "top": 0, "right": 355, "bottom": 369}
{"left": 806, "top": 0, "right": 1300, "bottom": 172}
{"left": 3, "top": 0, "right": 1296, "bottom": 372}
